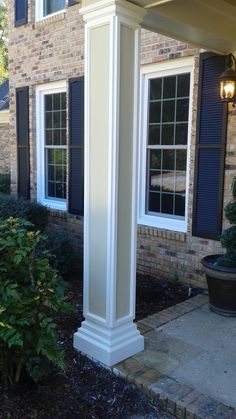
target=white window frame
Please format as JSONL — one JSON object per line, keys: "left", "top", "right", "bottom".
{"left": 35, "top": 0, "right": 66, "bottom": 22}
{"left": 36, "top": 80, "right": 67, "bottom": 211}
{"left": 138, "top": 57, "right": 194, "bottom": 233}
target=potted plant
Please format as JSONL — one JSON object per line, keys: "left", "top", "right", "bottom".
{"left": 201, "top": 177, "right": 236, "bottom": 316}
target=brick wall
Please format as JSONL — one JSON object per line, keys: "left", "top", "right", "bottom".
{"left": 0, "top": 123, "right": 10, "bottom": 173}
{"left": 8, "top": 3, "right": 236, "bottom": 288}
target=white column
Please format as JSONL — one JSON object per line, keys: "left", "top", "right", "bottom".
{"left": 74, "top": 0, "right": 145, "bottom": 366}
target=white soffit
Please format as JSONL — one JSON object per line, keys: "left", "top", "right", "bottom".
{"left": 130, "top": 0, "right": 236, "bottom": 53}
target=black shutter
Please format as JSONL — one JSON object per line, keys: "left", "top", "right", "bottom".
{"left": 15, "top": 0, "right": 28, "bottom": 27}
{"left": 68, "top": 77, "right": 84, "bottom": 215}
{"left": 192, "top": 53, "right": 227, "bottom": 240}
{"left": 68, "top": 0, "right": 78, "bottom": 6}
{"left": 16, "top": 87, "right": 30, "bottom": 199}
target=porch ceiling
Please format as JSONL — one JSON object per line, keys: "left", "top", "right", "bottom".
{"left": 130, "top": 0, "right": 236, "bottom": 54}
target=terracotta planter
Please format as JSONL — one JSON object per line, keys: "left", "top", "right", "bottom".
{"left": 201, "top": 255, "right": 236, "bottom": 317}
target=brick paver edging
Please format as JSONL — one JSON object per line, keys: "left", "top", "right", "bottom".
{"left": 113, "top": 295, "right": 236, "bottom": 419}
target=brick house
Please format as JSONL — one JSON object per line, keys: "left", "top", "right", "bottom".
{"left": 9, "top": 0, "right": 236, "bottom": 364}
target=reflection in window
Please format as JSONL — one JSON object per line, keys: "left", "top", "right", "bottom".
{"left": 44, "top": 92, "right": 67, "bottom": 200}
{"left": 43, "top": 0, "right": 65, "bottom": 16}
{"left": 146, "top": 73, "right": 190, "bottom": 218}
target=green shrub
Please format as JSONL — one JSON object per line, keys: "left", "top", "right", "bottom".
{"left": 0, "top": 218, "right": 73, "bottom": 385}
{"left": 0, "top": 195, "right": 49, "bottom": 231}
{"left": 217, "top": 178, "right": 236, "bottom": 268}
{"left": 37, "top": 229, "right": 75, "bottom": 275}
{"left": 0, "top": 173, "right": 10, "bottom": 194}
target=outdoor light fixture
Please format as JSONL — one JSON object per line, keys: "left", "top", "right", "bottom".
{"left": 220, "top": 53, "right": 236, "bottom": 106}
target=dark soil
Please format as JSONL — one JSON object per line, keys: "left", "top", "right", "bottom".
{"left": 0, "top": 268, "right": 201, "bottom": 419}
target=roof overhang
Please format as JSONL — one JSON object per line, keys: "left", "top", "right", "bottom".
{"left": 130, "top": 0, "right": 236, "bottom": 54}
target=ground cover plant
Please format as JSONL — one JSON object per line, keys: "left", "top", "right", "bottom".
{"left": 0, "top": 218, "right": 73, "bottom": 385}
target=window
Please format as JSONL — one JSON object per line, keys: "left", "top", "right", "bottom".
{"left": 36, "top": 81, "right": 67, "bottom": 211}
{"left": 36, "top": 0, "right": 65, "bottom": 21}
{"left": 138, "top": 58, "right": 194, "bottom": 232}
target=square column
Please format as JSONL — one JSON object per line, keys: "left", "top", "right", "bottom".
{"left": 74, "top": 0, "right": 146, "bottom": 366}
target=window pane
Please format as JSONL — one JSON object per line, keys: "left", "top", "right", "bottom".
{"left": 163, "top": 149, "right": 175, "bottom": 170}
{"left": 162, "top": 193, "right": 174, "bottom": 214}
{"left": 45, "top": 95, "right": 53, "bottom": 111}
{"left": 53, "top": 111, "right": 60, "bottom": 129}
{"left": 61, "top": 129, "right": 66, "bottom": 145}
{"left": 148, "top": 192, "right": 160, "bottom": 213}
{"left": 175, "top": 171, "right": 186, "bottom": 193}
{"left": 46, "top": 130, "right": 53, "bottom": 145}
{"left": 150, "top": 150, "right": 161, "bottom": 170}
{"left": 149, "top": 170, "right": 161, "bottom": 191}
{"left": 48, "top": 165, "right": 54, "bottom": 181}
{"left": 150, "top": 78, "right": 162, "bottom": 100}
{"left": 53, "top": 93, "right": 61, "bottom": 110}
{"left": 176, "top": 98, "right": 189, "bottom": 122}
{"left": 48, "top": 181, "right": 55, "bottom": 198}
{"left": 149, "top": 101, "right": 161, "bottom": 123}
{"left": 61, "top": 92, "right": 66, "bottom": 110}
{"left": 162, "top": 124, "right": 174, "bottom": 145}
{"left": 46, "top": 149, "right": 67, "bottom": 199}
{"left": 175, "top": 194, "right": 185, "bottom": 216}
{"left": 44, "top": 0, "right": 65, "bottom": 16}
{"left": 53, "top": 129, "right": 60, "bottom": 145}
{"left": 175, "top": 123, "right": 188, "bottom": 145}
{"left": 162, "top": 100, "right": 175, "bottom": 122}
{"left": 176, "top": 150, "right": 187, "bottom": 170}
{"left": 148, "top": 124, "right": 160, "bottom": 145}
{"left": 46, "top": 112, "right": 52, "bottom": 129}
{"left": 162, "top": 171, "right": 175, "bottom": 193}
{"left": 163, "top": 76, "right": 176, "bottom": 99}
{"left": 61, "top": 110, "right": 66, "bottom": 128}
{"left": 177, "top": 74, "right": 190, "bottom": 97}
{"left": 48, "top": 149, "right": 54, "bottom": 164}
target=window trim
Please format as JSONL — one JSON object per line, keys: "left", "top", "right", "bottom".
{"left": 36, "top": 80, "right": 67, "bottom": 211}
{"left": 35, "top": 0, "right": 66, "bottom": 22}
{"left": 138, "top": 57, "right": 194, "bottom": 233}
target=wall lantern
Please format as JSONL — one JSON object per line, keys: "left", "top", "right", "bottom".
{"left": 220, "top": 53, "right": 236, "bottom": 106}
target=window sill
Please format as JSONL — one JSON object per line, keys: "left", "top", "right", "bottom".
{"left": 137, "top": 214, "right": 187, "bottom": 233}
{"left": 34, "top": 10, "right": 65, "bottom": 28}
{"left": 38, "top": 198, "right": 67, "bottom": 212}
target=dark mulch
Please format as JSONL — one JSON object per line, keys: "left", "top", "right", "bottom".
{"left": 0, "top": 268, "right": 201, "bottom": 419}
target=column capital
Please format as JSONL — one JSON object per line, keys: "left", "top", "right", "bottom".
{"left": 80, "top": 0, "right": 146, "bottom": 24}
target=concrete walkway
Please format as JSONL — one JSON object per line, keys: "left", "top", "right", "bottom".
{"left": 113, "top": 295, "right": 236, "bottom": 419}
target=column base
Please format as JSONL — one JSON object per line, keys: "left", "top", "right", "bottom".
{"left": 73, "top": 320, "right": 144, "bottom": 366}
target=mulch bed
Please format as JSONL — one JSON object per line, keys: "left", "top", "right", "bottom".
{"left": 0, "top": 268, "right": 202, "bottom": 419}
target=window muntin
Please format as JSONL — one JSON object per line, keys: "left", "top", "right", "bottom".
{"left": 43, "top": 0, "right": 65, "bottom": 16}
{"left": 44, "top": 92, "right": 67, "bottom": 201}
{"left": 146, "top": 73, "right": 190, "bottom": 219}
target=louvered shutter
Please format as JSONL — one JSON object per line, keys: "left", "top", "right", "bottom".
{"left": 15, "top": 0, "right": 28, "bottom": 27}
{"left": 68, "top": 77, "right": 84, "bottom": 215}
{"left": 16, "top": 87, "right": 30, "bottom": 199}
{"left": 192, "top": 53, "right": 227, "bottom": 240}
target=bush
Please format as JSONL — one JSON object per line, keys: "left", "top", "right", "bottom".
{"left": 0, "top": 195, "right": 49, "bottom": 231}
{"left": 217, "top": 178, "right": 236, "bottom": 268}
{"left": 37, "top": 229, "right": 75, "bottom": 275}
{"left": 0, "top": 173, "right": 10, "bottom": 194}
{"left": 0, "top": 218, "right": 73, "bottom": 385}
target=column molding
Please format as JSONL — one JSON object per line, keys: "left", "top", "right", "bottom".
{"left": 74, "top": 0, "right": 145, "bottom": 366}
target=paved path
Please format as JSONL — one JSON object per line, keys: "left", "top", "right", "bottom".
{"left": 113, "top": 295, "right": 236, "bottom": 419}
